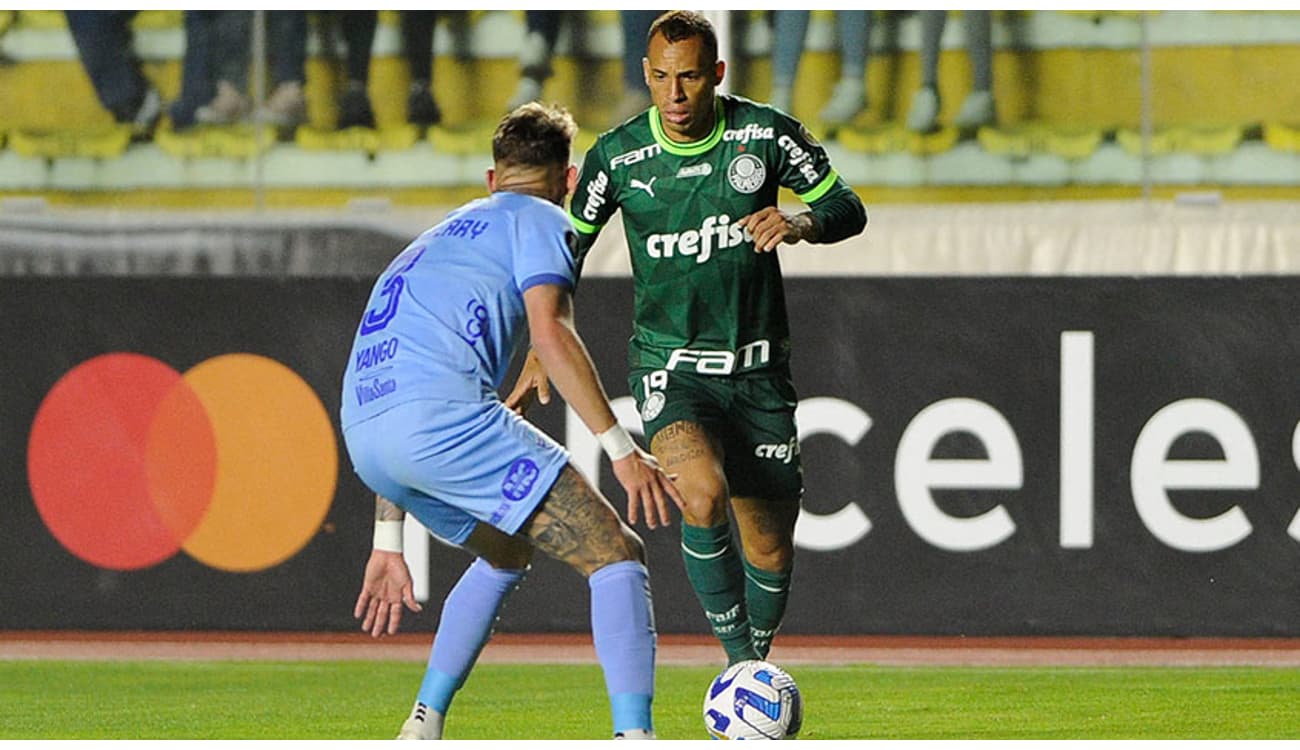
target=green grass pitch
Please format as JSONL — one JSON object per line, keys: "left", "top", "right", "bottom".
{"left": 1, "top": 661, "right": 1298, "bottom": 739}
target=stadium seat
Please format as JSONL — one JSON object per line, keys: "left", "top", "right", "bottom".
{"left": 1263, "top": 121, "right": 1300, "bottom": 152}
{"left": 8, "top": 127, "right": 132, "bottom": 159}
{"left": 156, "top": 125, "right": 276, "bottom": 159}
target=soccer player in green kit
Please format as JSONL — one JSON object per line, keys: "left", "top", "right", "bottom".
{"left": 510, "top": 10, "right": 866, "bottom": 665}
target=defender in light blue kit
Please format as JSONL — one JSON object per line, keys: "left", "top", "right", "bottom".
{"left": 341, "top": 103, "right": 683, "bottom": 740}
{"left": 341, "top": 188, "right": 580, "bottom": 543}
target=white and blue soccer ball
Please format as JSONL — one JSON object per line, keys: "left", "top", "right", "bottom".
{"left": 702, "top": 659, "right": 803, "bottom": 740}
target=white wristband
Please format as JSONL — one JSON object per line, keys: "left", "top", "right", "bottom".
{"left": 597, "top": 423, "right": 636, "bottom": 461}
{"left": 373, "top": 520, "right": 404, "bottom": 553}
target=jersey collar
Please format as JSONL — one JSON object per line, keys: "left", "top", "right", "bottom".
{"left": 648, "top": 96, "right": 726, "bottom": 156}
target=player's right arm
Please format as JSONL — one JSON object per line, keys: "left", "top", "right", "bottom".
{"left": 354, "top": 494, "right": 422, "bottom": 637}
{"left": 523, "top": 282, "right": 684, "bottom": 528}
{"left": 506, "top": 140, "right": 618, "bottom": 416}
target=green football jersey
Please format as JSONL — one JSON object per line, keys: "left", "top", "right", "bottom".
{"left": 569, "top": 94, "right": 850, "bottom": 377}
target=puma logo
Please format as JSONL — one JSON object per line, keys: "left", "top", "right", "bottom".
{"left": 630, "top": 176, "right": 657, "bottom": 197}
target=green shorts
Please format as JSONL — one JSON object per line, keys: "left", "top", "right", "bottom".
{"left": 629, "top": 367, "right": 803, "bottom": 503}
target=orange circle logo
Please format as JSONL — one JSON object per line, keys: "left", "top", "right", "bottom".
{"left": 27, "top": 352, "right": 337, "bottom": 572}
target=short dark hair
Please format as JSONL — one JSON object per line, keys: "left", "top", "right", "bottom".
{"left": 648, "top": 10, "right": 718, "bottom": 65}
{"left": 492, "top": 102, "right": 577, "bottom": 169}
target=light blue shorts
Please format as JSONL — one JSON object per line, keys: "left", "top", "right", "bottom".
{"left": 343, "top": 398, "right": 570, "bottom": 545}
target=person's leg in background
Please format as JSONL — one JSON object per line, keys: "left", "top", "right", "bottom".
{"left": 401, "top": 10, "right": 442, "bottom": 128}
{"left": 507, "top": 11, "right": 562, "bottom": 110}
{"left": 906, "top": 9, "right": 946, "bottom": 132}
{"left": 768, "top": 10, "right": 809, "bottom": 115}
{"left": 257, "top": 10, "right": 308, "bottom": 133}
{"left": 167, "top": 10, "right": 219, "bottom": 131}
{"left": 195, "top": 11, "right": 251, "bottom": 125}
{"left": 819, "top": 10, "right": 871, "bottom": 127}
{"left": 610, "top": 10, "right": 662, "bottom": 123}
{"left": 64, "top": 10, "right": 160, "bottom": 136}
{"left": 953, "top": 10, "right": 995, "bottom": 130}
{"left": 335, "top": 10, "right": 377, "bottom": 129}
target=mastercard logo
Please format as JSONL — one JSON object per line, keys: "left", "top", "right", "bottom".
{"left": 27, "top": 352, "right": 337, "bottom": 573}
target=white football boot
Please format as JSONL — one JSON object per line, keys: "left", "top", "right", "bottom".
{"left": 396, "top": 702, "right": 444, "bottom": 740}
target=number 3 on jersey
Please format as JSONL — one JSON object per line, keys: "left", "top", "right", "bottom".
{"left": 360, "top": 246, "right": 426, "bottom": 335}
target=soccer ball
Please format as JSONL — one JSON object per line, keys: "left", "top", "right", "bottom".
{"left": 702, "top": 659, "right": 802, "bottom": 740}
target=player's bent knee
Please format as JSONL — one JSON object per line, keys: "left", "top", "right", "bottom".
{"left": 463, "top": 521, "right": 535, "bottom": 570}
{"left": 680, "top": 487, "right": 730, "bottom": 527}
{"left": 620, "top": 524, "right": 647, "bottom": 565}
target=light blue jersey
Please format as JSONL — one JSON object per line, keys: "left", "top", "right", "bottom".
{"left": 340, "top": 191, "right": 578, "bottom": 543}
{"left": 342, "top": 191, "right": 576, "bottom": 424}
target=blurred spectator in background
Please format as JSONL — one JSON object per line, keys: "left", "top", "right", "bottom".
{"left": 254, "top": 11, "right": 310, "bottom": 134}
{"left": 770, "top": 10, "right": 872, "bottom": 128}
{"left": 401, "top": 10, "right": 442, "bottom": 128}
{"left": 65, "top": 10, "right": 162, "bottom": 137}
{"left": 168, "top": 11, "right": 252, "bottom": 130}
{"left": 610, "top": 10, "right": 662, "bottom": 123}
{"left": 506, "top": 11, "right": 561, "bottom": 111}
{"left": 316, "top": 10, "right": 378, "bottom": 130}
{"left": 260, "top": 11, "right": 377, "bottom": 131}
{"left": 906, "top": 9, "right": 995, "bottom": 133}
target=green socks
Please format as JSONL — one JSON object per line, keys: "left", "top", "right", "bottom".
{"left": 742, "top": 557, "right": 791, "bottom": 660}
{"left": 681, "top": 523, "right": 756, "bottom": 664}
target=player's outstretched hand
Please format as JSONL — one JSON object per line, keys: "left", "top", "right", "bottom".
{"left": 504, "top": 348, "right": 551, "bottom": 416}
{"left": 353, "top": 549, "right": 423, "bottom": 637}
{"left": 612, "top": 445, "right": 685, "bottom": 530}
{"left": 738, "top": 207, "right": 815, "bottom": 252}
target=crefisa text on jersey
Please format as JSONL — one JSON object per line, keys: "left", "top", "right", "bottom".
{"left": 722, "top": 123, "right": 775, "bottom": 144}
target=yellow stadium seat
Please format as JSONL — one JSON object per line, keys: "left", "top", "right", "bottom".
{"left": 133, "top": 11, "right": 182, "bottom": 30}
{"left": 156, "top": 125, "right": 276, "bottom": 159}
{"left": 1116, "top": 127, "right": 1178, "bottom": 156}
{"left": 296, "top": 125, "right": 381, "bottom": 153}
{"left": 977, "top": 124, "right": 1039, "bottom": 160}
{"left": 1177, "top": 125, "right": 1243, "bottom": 155}
{"left": 835, "top": 124, "right": 913, "bottom": 155}
{"left": 377, "top": 125, "right": 422, "bottom": 152}
{"left": 1043, "top": 126, "right": 1104, "bottom": 161}
{"left": 9, "top": 127, "right": 132, "bottom": 159}
{"left": 15, "top": 10, "right": 68, "bottom": 30}
{"left": 1263, "top": 122, "right": 1300, "bottom": 152}
{"left": 908, "top": 126, "right": 960, "bottom": 156}
{"left": 428, "top": 123, "right": 497, "bottom": 156}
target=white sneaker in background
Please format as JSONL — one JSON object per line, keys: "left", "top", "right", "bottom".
{"left": 196, "top": 80, "right": 250, "bottom": 126}
{"left": 906, "top": 86, "right": 940, "bottom": 133}
{"left": 132, "top": 87, "right": 162, "bottom": 137}
{"left": 954, "top": 89, "right": 996, "bottom": 130}
{"left": 819, "top": 78, "right": 867, "bottom": 126}
{"left": 613, "top": 728, "right": 656, "bottom": 740}
{"left": 507, "top": 77, "right": 544, "bottom": 111}
{"left": 256, "top": 81, "right": 307, "bottom": 130}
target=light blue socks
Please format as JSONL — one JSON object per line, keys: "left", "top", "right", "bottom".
{"left": 416, "top": 557, "right": 525, "bottom": 713}
{"left": 590, "top": 560, "right": 657, "bottom": 734}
